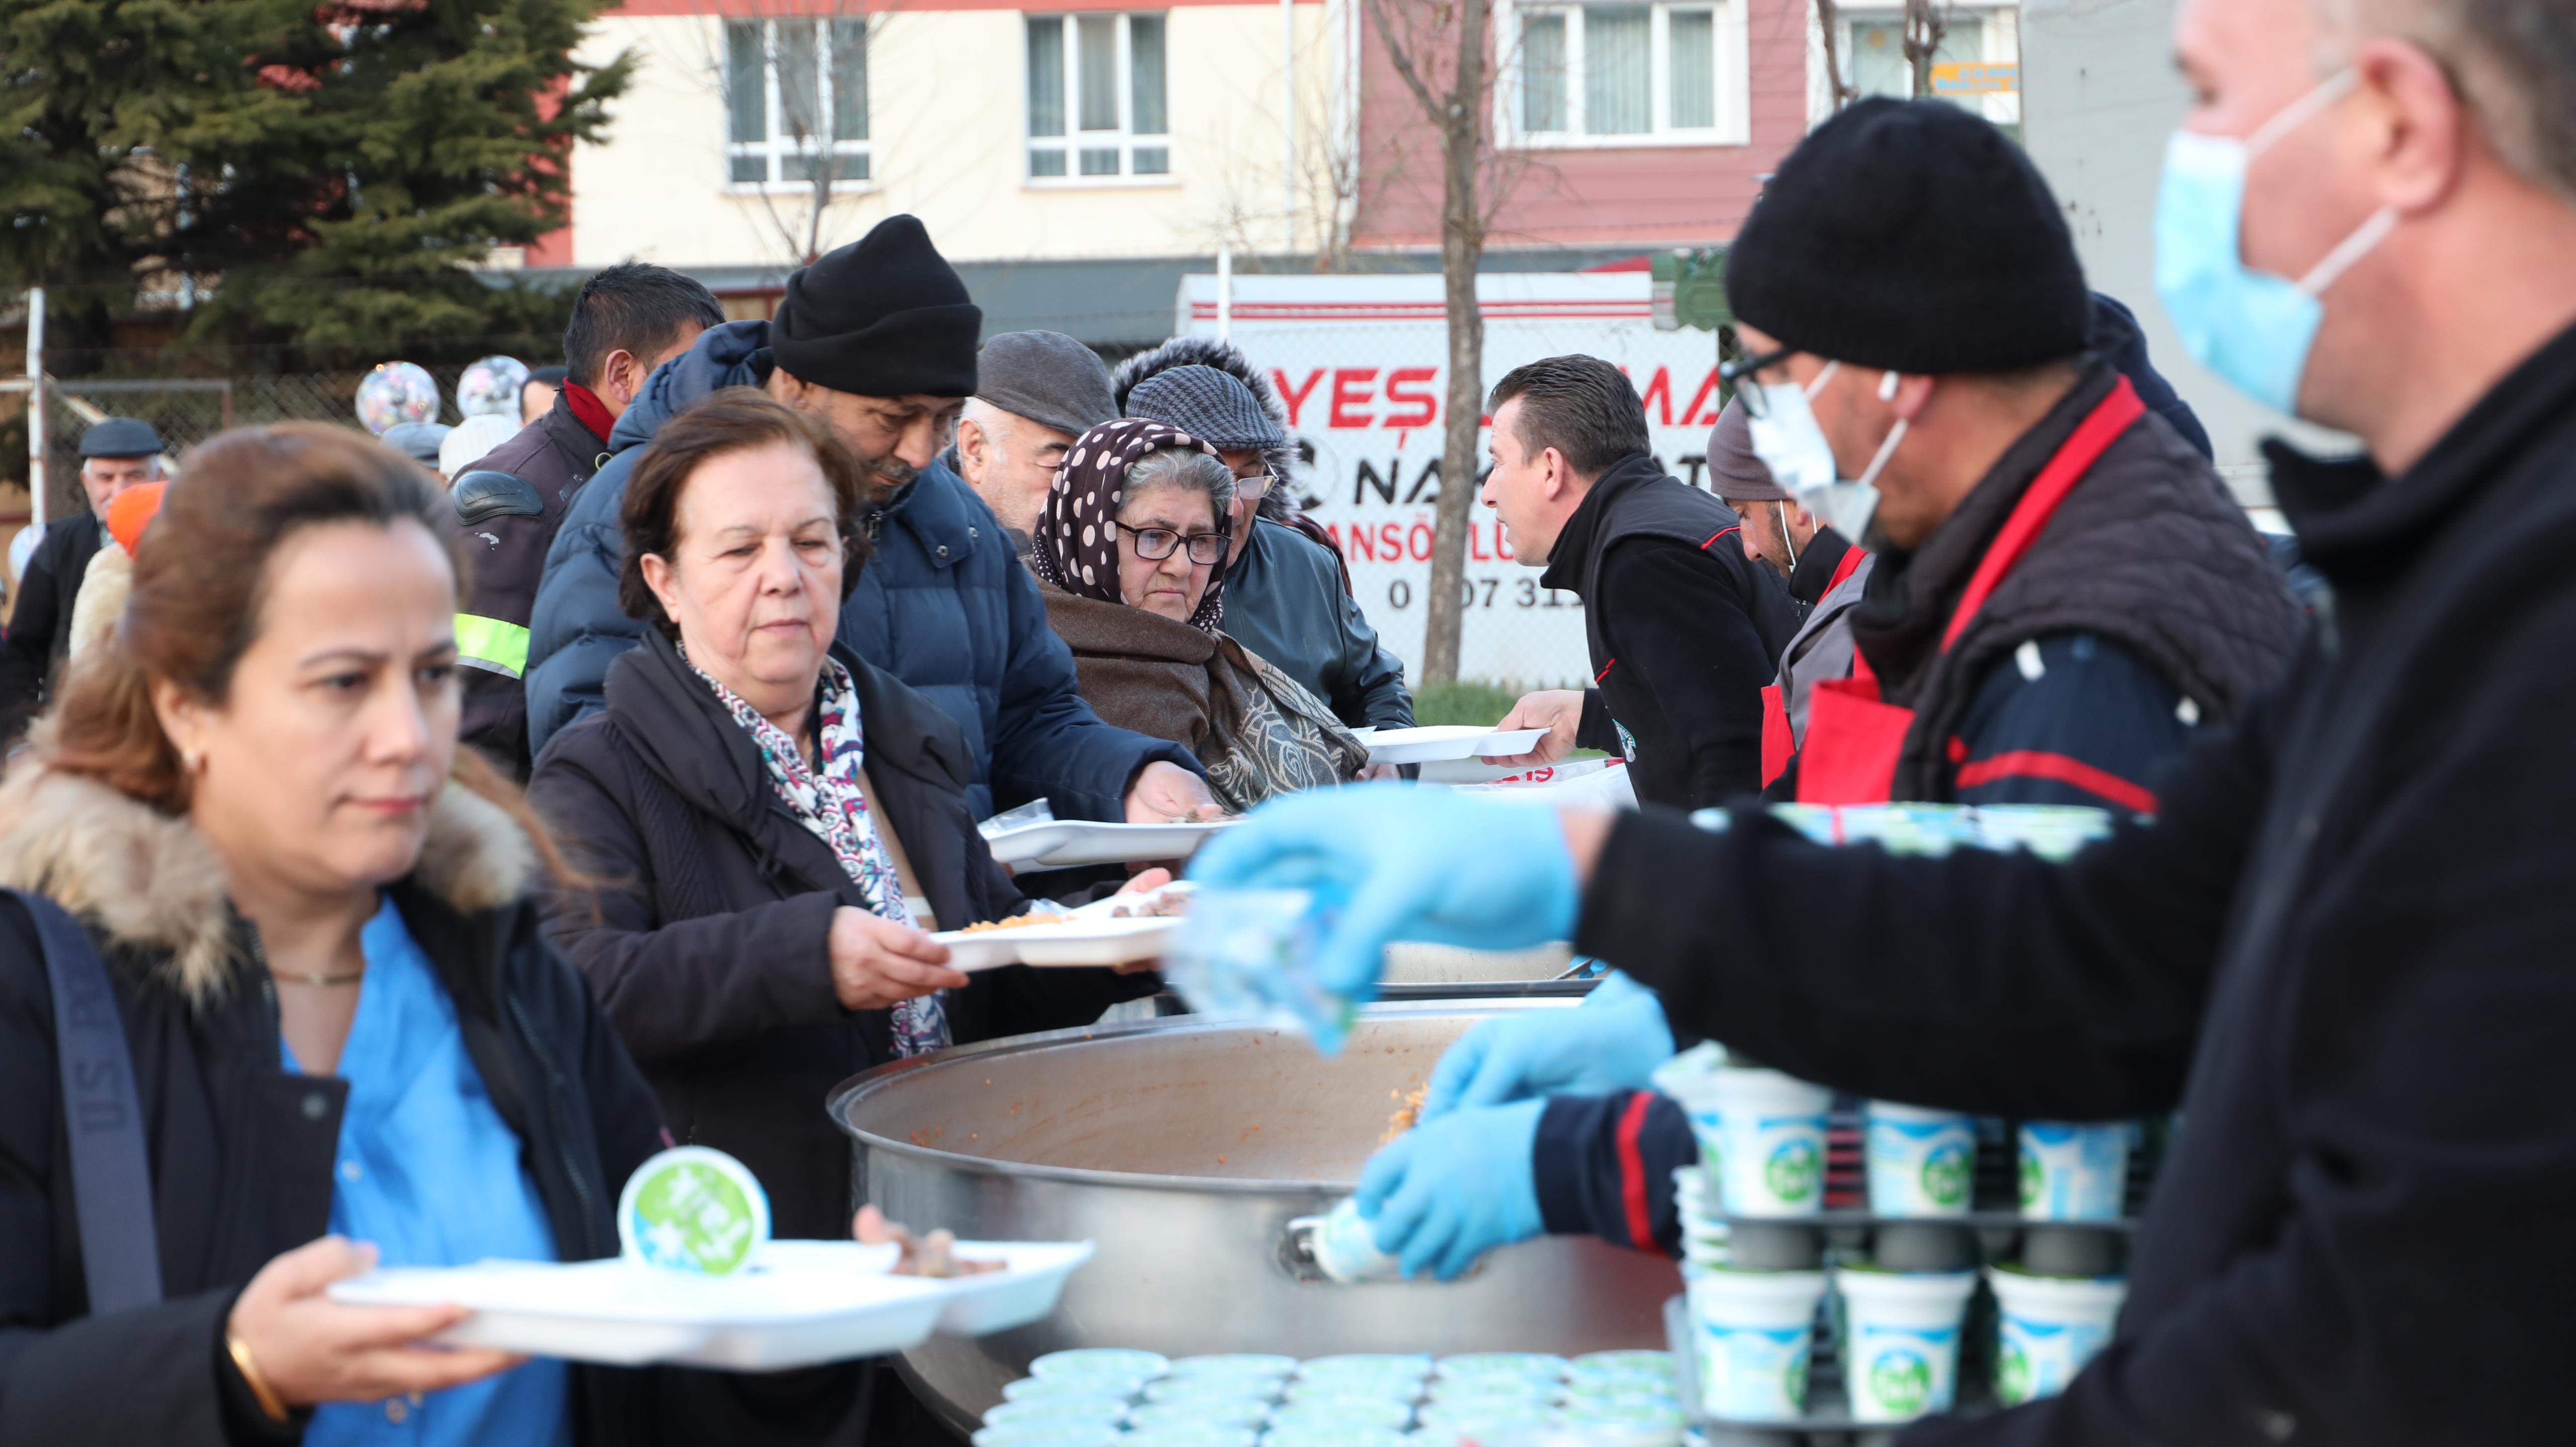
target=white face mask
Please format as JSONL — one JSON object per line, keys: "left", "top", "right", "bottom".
{"left": 1742, "top": 361, "right": 1907, "bottom": 541}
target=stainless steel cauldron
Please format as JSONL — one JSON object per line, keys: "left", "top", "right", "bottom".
{"left": 829, "top": 1001, "right": 1681, "bottom": 1433}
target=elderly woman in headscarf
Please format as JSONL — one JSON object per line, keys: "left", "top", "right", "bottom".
{"left": 1030, "top": 419, "right": 1367, "bottom": 811}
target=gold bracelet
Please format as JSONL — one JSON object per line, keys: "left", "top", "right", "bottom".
{"left": 225, "top": 1329, "right": 291, "bottom": 1424}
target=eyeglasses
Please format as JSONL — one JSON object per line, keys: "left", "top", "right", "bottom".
{"left": 1115, "top": 523, "right": 1228, "bottom": 565}
{"left": 1719, "top": 346, "right": 1799, "bottom": 420}
{"left": 1233, "top": 472, "right": 1277, "bottom": 501}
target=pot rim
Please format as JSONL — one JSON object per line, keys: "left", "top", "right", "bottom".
{"left": 825, "top": 999, "right": 1573, "bottom": 1195}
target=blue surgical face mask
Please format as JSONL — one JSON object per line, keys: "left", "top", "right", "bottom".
{"left": 1744, "top": 361, "right": 1905, "bottom": 540}
{"left": 2154, "top": 69, "right": 2401, "bottom": 415}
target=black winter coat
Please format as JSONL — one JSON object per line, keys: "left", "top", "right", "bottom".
{"left": 453, "top": 391, "right": 613, "bottom": 782}
{"left": 1580, "top": 324, "right": 2576, "bottom": 1445}
{"left": 0, "top": 767, "right": 669, "bottom": 1446}
{"left": 0, "top": 516, "right": 102, "bottom": 743}
{"left": 528, "top": 627, "right": 1154, "bottom": 1244}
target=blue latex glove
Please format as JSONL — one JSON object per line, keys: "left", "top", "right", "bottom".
{"left": 1187, "top": 783, "right": 1580, "bottom": 1000}
{"left": 1356, "top": 1098, "right": 1547, "bottom": 1281}
{"left": 1420, "top": 971, "right": 1675, "bottom": 1122}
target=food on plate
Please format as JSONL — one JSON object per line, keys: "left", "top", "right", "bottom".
{"left": 853, "top": 1205, "right": 1005, "bottom": 1277}
{"left": 1381, "top": 1084, "right": 1427, "bottom": 1144}
{"left": 960, "top": 912, "right": 1073, "bottom": 934}
{"left": 1106, "top": 889, "right": 1192, "bottom": 919}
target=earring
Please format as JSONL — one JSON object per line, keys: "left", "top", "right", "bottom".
{"left": 179, "top": 748, "right": 202, "bottom": 774}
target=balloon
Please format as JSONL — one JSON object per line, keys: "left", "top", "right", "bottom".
{"left": 355, "top": 362, "right": 440, "bottom": 436}
{"left": 455, "top": 355, "right": 531, "bottom": 420}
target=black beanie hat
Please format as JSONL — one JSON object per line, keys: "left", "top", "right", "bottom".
{"left": 1724, "top": 99, "right": 2089, "bottom": 375}
{"left": 770, "top": 215, "right": 982, "bottom": 397}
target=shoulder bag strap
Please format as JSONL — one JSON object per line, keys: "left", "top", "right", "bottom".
{"left": 11, "top": 888, "right": 164, "bottom": 1313}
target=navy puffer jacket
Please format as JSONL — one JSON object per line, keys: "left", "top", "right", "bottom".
{"left": 524, "top": 319, "right": 1195, "bottom": 820}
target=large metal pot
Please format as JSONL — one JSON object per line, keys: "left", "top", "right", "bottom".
{"left": 829, "top": 1001, "right": 1681, "bottom": 1433}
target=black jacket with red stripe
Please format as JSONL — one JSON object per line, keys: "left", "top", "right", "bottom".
{"left": 1542, "top": 454, "right": 1803, "bottom": 810}
{"left": 1535, "top": 1090, "right": 1697, "bottom": 1255}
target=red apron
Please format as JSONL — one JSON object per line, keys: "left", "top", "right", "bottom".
{"left": 1793, "top": 377, "right": 2147, "bottom": 805}
{"left": 1759, "top": 543, "right": 1871, "bottom": 786}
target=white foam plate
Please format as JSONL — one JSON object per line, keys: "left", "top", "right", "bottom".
{"left": 1362, "top": 725, "right": 1549, "bottom": 766}
{"left": 328, "top": 1244, "right": 941, "bottom": 1371}
{"left": 329, "top": 1238, "right": 1099, "bottom": 1370}
{"left": 936, "top": 914, "right": 1181, "bottom": 971}
{"left": 980, "top": 818, "right": 1241, "bottom": 867}
{"left": 767, "top": 1237, "right": 1096, "bottom": 1334}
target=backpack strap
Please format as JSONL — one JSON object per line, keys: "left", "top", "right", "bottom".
{"left": 11, "top": 889, "right": 164, "bottom": 1313}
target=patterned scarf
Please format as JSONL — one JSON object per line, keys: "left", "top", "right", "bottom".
{"left": 685, "top": 647, "right": 950, "bottom": 1057}
{"left": 1029, "top": 417, "right": 1231, "bottom": 635}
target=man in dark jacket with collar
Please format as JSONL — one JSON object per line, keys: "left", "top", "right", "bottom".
{"left": 1198, "top": 11, "right": 2576, "bottom": 1435}
{"left": 1478, "top": 357, "right": 1801, "bottom": 810}
{"left": 0, "top": 418, "right": 160, "bottom": 743}
{"left": 452, "top": 263, "right": 723, "bottom": 780}
{"left": 525, "top": 216, "right": 1213, "bottom": 824}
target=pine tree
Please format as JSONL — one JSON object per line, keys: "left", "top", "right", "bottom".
{"left": 0, "top": 0, "right": 634, "bottom": 368}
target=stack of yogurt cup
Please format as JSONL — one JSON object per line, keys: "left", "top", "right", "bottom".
{"left": 1760, "top": 803, "right": 2116, "bottom": 862}
{"left": 1992, "top": 1119, "right": 2136, "bottom": 1404}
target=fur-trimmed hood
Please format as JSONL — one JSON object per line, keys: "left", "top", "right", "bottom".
{"left": 0, "top": 765, "right": 537, "bottom": 1007}
{"left": 1112, "top": 335, "right": 1303, "bottom": 518}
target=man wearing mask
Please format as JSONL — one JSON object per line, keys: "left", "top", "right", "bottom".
{"left": 1477, "top": 356, "right": 1801, "bottom": 810}
{"left": 0, "top": 418, "right": 161, "bottom": 742}
{"left": 1198, "top": 1, "right": 2576, "bottom": 1438}
{"left": 1707, "top": 399, "right": 1874, "bottom": 777}
{"left": 451, "top": 262, "right": 725, "bottom": 779}
{"left": 951, "top": 330, "right": 1116, "bottom": 560}
{"left": 1125, "top": 364, "right": 1415, "bottom": 731}
{"left": 526, "top": 215, "right": 1215, "bottom": 825}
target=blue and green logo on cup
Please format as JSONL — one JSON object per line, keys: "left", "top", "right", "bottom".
{"left": 1765, "top": 1139, "right": 1821, "bottom": 1203}
{"left": 1920, "top": 1140, "right": 1971, "bottom": 1209}
{"left": 1868, "top": 1347, "right": 1933, "bottom": 1416}
{"left": 618, "top": 1146, "right": 770, "bottom": 1275}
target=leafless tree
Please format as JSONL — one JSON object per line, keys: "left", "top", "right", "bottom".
{"left": 1902, "top": 0, "right": 1951, "bottom": 99}
{"left": 1813, "top": 0, "right": 1860, "bottom": 111}
{"left": 694, "top": 0, "right": 892, "bottom": 266}
{"left": 1359, "top": 0, "right": 1530, "bottom": 686}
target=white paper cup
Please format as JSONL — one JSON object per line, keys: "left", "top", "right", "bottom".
{"left": 1684, "top": 1268, "right": 1827, "bottom": 1420}
{"left": 1711, "top": 1070, "right": 1834, "bottom": 1217}
{"left": 2017, "top": 1122, "right": 2132, "bottom": 1221}
{"left": 1834, "top": 1267, "right": 1977, "bottom": 1422}
{"left": 1985, "top": 1266, "right": 2127, "bottom": 1405}
{"left": 1864, "top": 1102, "right": 1977, "bottom": 1218}
{"left": 1658, "top": 1072, "right": 1729, "bottom": 1183}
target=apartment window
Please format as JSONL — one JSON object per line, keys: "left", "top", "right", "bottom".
{"left": 1510, "top": 3, "right": 1744, "bottom": 145}
{"left": 1848, "top": 14, "right": 1987, "bottom": 103}
{"left": 726, "top": 19, "right": 869, "bottom": 187}
{"left": 1026, "top": 13, "right": 1169, "bottom": 181}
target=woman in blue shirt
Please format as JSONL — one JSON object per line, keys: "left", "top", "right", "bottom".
{"left": 0, "top": 423, "right": 674, "bottom": 1444}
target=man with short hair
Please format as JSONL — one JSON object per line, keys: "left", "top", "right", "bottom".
{"left": 521, "top": 364, "right": 566, "bottom": 426}
{"left": 1477, "top": 356, "right": 1800, "bottom": 810}
{"left": 0, "top": 418, "right": 162, "bottom": 740}
{"left": 1197, "top": 4, "right": 2576, "bottom": 1434}
{"left": 1125, "top": 364, "right": 1415, "bottom": 731}
{"left": 951, "top": 330, "right": 1116, "bottom": 549}
{"left": 527, "top": 215, "right": 1215, "bottom": 825}
{"left": 450, "top": 262, "right": 724, "bottom": 778}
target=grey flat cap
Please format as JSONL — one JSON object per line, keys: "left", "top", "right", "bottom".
{"left": 380, "top": 421, "right": 452, "bottom": 467}
{"left": 975, "top": 331, "right": 1115, "bottom": 438}
{"left": 1707, "top": 398, "right": 1793, "bottom": 503}
{"left": 78, "top": 417, "right": 164, "bottom": 459}
{"left": 1126, "top": 365, "right": 1284, "bottom": 452}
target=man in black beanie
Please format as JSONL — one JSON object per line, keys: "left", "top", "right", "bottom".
{"left": 1723, "top": 97, "right": 2300, "bottom": 811}
{"left": 525, "top": 214, "right": 1217, "bottom": 825}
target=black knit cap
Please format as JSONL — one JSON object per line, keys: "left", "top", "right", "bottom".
{"left": 1725, "top": 99, "right": 2089, "bottom": 375}
{"left": 770, "top": 214, "right": 982, "bottom": 397}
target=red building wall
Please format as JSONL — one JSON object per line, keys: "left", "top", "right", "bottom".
{"left": 1350, "top": 0, "right": 1810, "bottom": 250}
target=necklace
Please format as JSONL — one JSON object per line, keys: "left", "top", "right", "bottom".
{"left": 272, "top": 967, "right": 366, "bottom": 988}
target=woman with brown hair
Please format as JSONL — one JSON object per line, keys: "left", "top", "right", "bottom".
{"left": 1031, "top": 418, "right": 1369, "bottom": 810}
{"left": 0, "top": 422, "right": 671, "bottom": 1444}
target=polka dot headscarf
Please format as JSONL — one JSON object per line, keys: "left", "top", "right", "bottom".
{"left": 1029, "top": 417, "right": 1231, "bottom": 634}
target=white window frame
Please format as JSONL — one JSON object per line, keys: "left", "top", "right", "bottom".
{"left": 1828, "top": 0, "right": 2020, "bottom": 126}
{"left": 1497, "top": 1, "right": 1752, "bottom": 150}
{"left": 722, "top": 18, "right": 872, "bottom": 194}
{"left": 1023, "top": 12, "right": 1176, "bottom": 188}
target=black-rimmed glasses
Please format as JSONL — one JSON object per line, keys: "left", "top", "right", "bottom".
{"left": 1719, "top": 346, "right": 1799, "bottom": 420}
{"left": 1115, "top": 523, "right": 1228, "bottom": 565}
